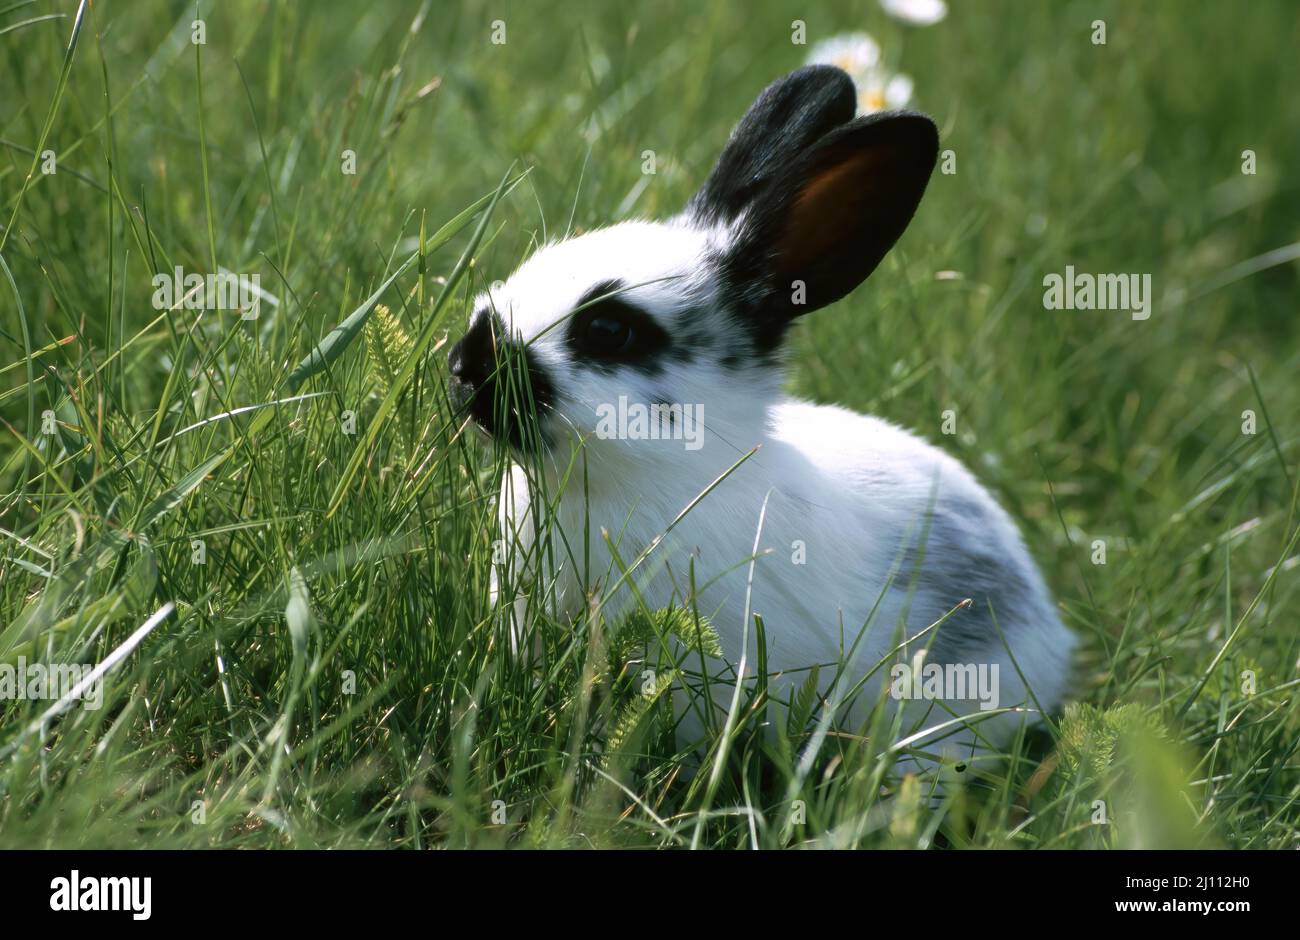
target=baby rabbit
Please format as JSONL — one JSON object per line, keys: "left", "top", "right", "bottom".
{"left": 449, "top": 65, "right": 1075, "bottom": 763}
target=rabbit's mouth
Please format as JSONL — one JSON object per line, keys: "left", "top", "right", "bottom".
{"left": 448, "top": 315, "right": 554, "bottom": 453}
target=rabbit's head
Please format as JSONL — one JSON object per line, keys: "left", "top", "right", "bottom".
{"left": 448, "top": 65, "right": 938, "bottom": 458}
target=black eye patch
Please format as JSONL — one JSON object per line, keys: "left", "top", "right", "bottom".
{"left": 565, "top": 280, "right": 671, "bottom": 372}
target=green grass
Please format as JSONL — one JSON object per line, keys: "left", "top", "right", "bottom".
{"left": 2, "top": 0, "right": 1299, "bottom": 849}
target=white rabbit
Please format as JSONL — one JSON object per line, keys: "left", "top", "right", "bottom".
{"left": 449, "top": 66, "right": 1076, "bottom": 764}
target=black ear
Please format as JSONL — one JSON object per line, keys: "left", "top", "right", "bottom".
{"left": 725, "top": 109, "right": 939, "bottom": 348}
{"left": 686, "top": 66, "right": 857, "bottom": 227}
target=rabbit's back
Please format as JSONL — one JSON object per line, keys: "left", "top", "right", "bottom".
{"left": 769, "top": 398, "right": 1076, "bottom": 713}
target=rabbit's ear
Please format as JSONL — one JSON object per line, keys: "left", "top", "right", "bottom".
{"left": 686, "top": 66, "right": 857, "bottom": 227}
{"left": 727, "top": 110, "right": 938, "bottom": 343}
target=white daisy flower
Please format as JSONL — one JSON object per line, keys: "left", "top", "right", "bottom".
{"left": 805, "top": 32, "right": 881, "bottom": 77}
{"left": 880, "top": 0, "right": 948, "bottom": 27}
{"left": 856, "top": 71, "right": 914, "bottom": 114}
{"left": 805, "top": 32, "right": 914, "bottom": 115}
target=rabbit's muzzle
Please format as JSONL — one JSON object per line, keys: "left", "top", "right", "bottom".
{"left": 448, "top": 313, "right": 554, "bottom": 451}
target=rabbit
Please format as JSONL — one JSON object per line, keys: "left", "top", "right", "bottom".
{"left": 448, "top": 65, "right": 1076, "bottom": 766}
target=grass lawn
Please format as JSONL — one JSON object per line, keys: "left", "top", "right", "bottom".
{"left": 1, "top": 0, "right": 1298, "bottom": 849}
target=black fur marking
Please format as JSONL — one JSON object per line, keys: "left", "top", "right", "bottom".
{"left": 898, "top": 498, "right": 1038, "bottom": 665}
{"left": 668, "top": 307, "right": 714, "bottom": 362}
{"left": 687, "top": 66, "right": 857, "bottom": 227}
{"left": 577, "top": 279, "right": 624, "bottom": 309}
{"left": 566, "top": 279, "right": 673, "bottom": 374}
{"left": 448, "top": 310, "right": 555, "bottom": 452}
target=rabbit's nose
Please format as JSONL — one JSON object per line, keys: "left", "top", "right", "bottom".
{"left": 448, "top": 332, "right": 490, "bottom": 389}
{"left": 447, "top": 338, "right": 469, "bottom": 381}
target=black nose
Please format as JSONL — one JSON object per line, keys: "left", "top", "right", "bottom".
{"left": 448, "top": 313, "right": 497, "bottom": 390}
{"left": 447, "top": 337, "right": 469, "bottom": 381}
{"left": 447, "top": 311, "right": 556, "bottom": 452}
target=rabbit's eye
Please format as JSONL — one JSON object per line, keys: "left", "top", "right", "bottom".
{"left": 567, "top": 287, "right": 671, "bottom": 367}
{"left": 581, "top": 315, "right": 634, "bottom": 355}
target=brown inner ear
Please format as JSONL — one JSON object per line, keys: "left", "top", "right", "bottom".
{"left": 778, "top": 148, "right": 885, "bottom": 279}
